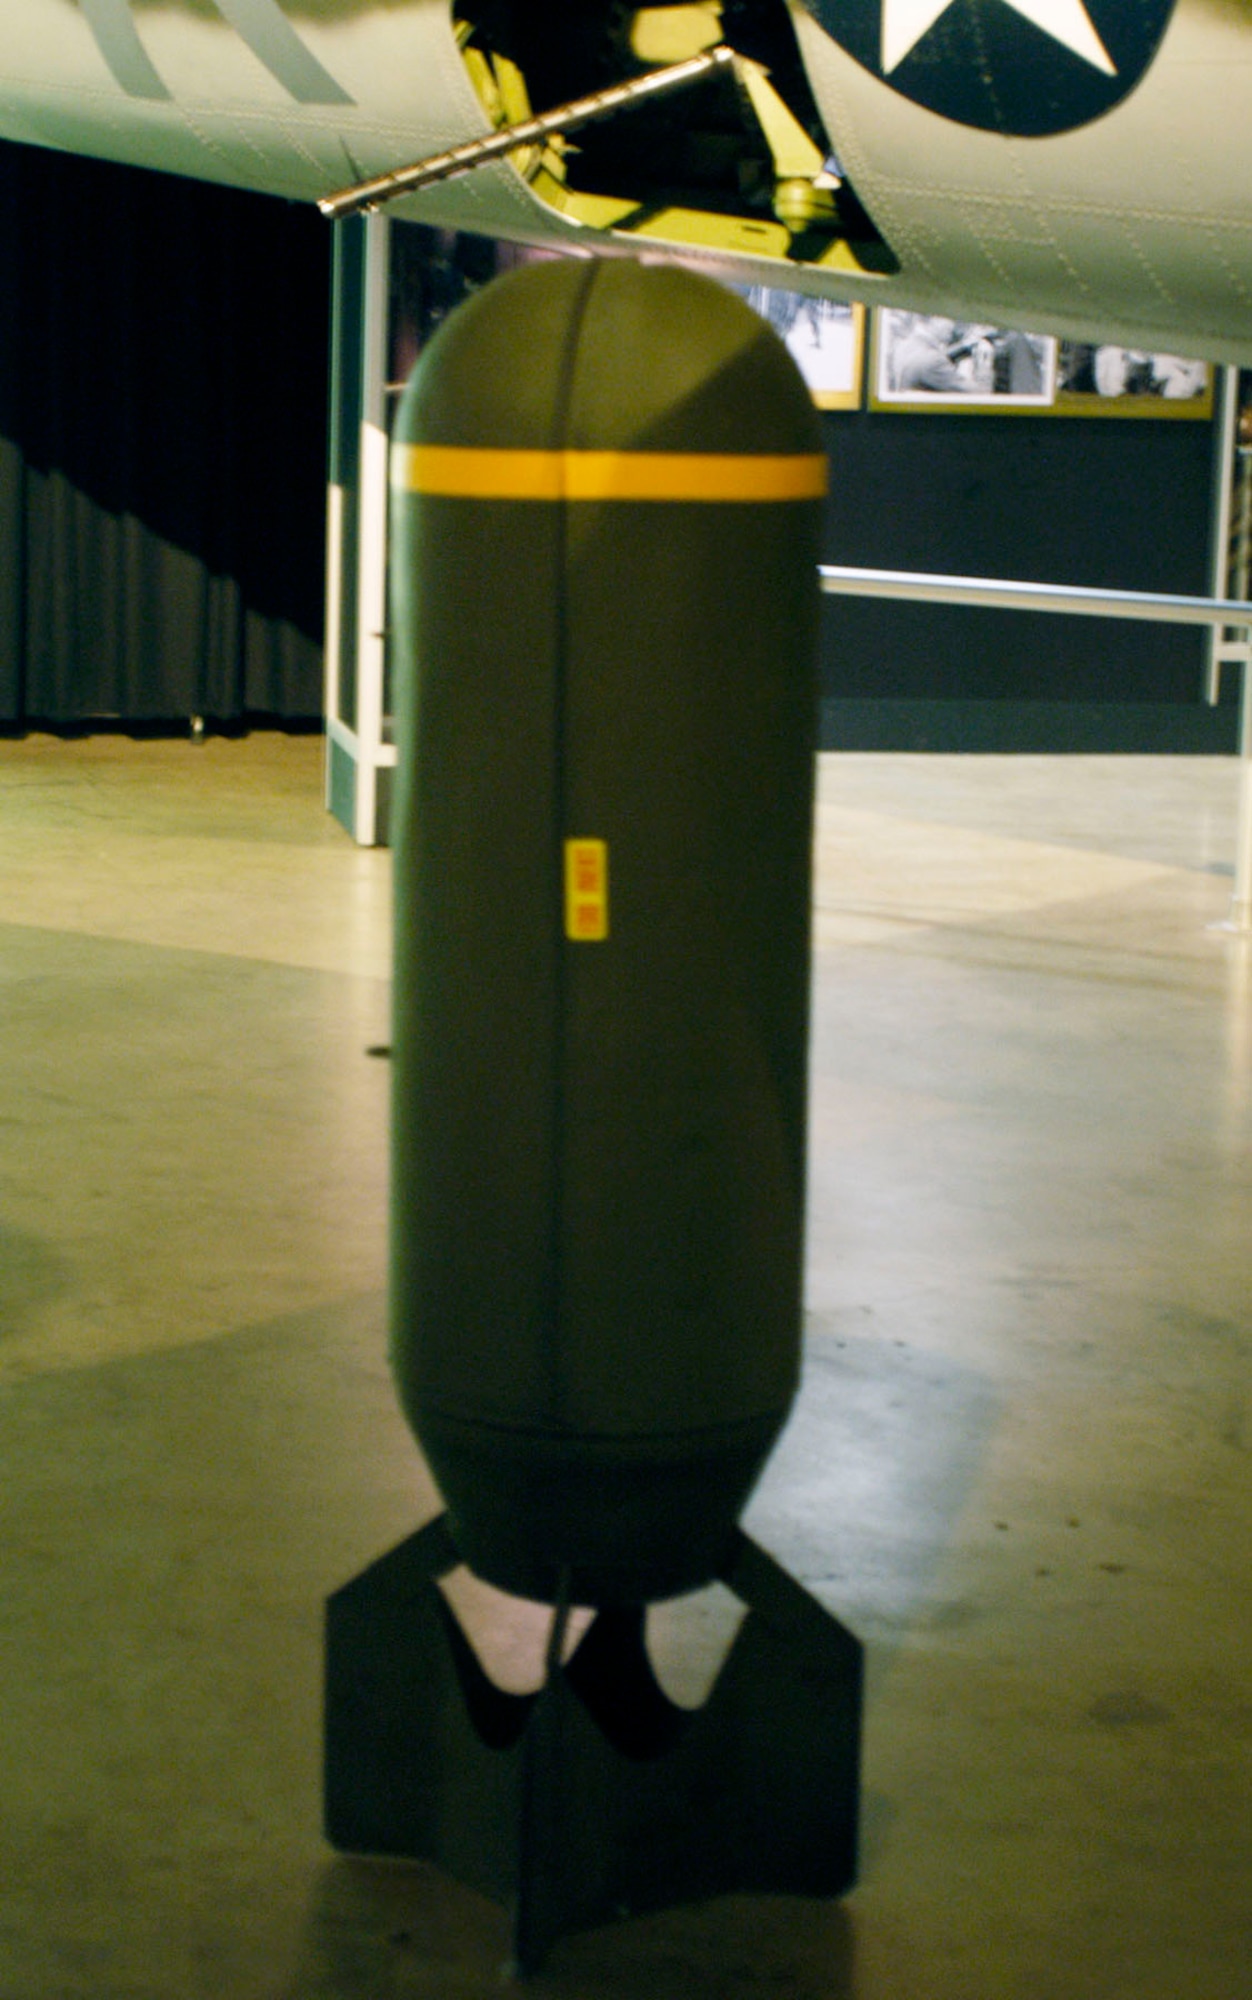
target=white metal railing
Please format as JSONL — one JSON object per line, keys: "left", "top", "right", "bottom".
{"left": 817, "top": 564, "right": 1252, "bottom": 932}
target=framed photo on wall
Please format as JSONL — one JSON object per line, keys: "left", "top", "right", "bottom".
{"left": 870, "top": 310, "right": 1057, "bottom": 410}
{"left": 1054, "top": 342, "right": 1213, "bottom": 417}
{"left": 741, "top": 289, "right": 866, "bottom": 409}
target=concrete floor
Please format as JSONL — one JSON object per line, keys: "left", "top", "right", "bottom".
{"left": 0, "top": 733, "right": 1248, "bottom": 1999}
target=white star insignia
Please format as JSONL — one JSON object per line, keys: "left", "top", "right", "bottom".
{"left": 881, "top": 0, "right": 1116, "bottom": 78}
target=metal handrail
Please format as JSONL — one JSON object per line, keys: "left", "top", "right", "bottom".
{"left": 818, "top": 565, "right": 1252, "bottom": 631}
{"left": 816, "top": 563, "right": 1252, "bottom": 932}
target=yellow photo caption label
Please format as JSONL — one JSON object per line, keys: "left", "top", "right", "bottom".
{"left": 564, "top": 839, "right": 609, "bottom": 942}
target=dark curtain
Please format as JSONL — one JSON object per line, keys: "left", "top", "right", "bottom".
{"left": 0, "top": 141, "right": 329, "bottom": 724}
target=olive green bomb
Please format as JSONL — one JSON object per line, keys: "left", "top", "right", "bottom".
{"left": 387, "top": 258, "right": 827, "bottom": 1605}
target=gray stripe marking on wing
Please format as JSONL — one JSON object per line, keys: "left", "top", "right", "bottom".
{"left": 80, "top": 0, "right": 171, "bottom": 99}
{"left": 211, "top": 0, "right": 354, "bottom": 105}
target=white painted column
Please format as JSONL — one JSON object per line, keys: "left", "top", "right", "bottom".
{"left": 1206, "top": 365, "right": 1247, "bottom": 706}
{"left": 324, "top": 212, "right": 398, "bottom": 846}
{"left": 351, "top": 210, "right": 394, "bottom": 846}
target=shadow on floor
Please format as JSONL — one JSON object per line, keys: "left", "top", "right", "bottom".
{"left": 283, "top": 1857, "right": 858, "bottom": 1999}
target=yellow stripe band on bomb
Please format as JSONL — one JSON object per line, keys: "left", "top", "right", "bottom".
{"left": 391, "top": 443, "right": 828, "bottom": 502}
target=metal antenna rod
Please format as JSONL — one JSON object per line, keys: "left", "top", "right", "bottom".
{"left": 317, "top": 43, "right": 736, "bottom": 222}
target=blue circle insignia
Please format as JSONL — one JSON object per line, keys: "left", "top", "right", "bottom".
{"left": 798, "top": 0, "right": 1179, "bottom": 136}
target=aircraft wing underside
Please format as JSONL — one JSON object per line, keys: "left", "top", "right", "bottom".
{"left": 2, "top": 1, "right": 1251, "bottom": 361}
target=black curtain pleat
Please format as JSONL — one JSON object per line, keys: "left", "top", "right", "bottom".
{"left": 0, "top": 140, "right": 328, "bottom": 725}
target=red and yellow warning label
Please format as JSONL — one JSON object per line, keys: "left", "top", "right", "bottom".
{"left": 564, "top": 839, "right": 608, "bottom": 942}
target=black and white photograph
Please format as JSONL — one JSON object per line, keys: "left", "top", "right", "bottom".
{"left": 1055, "top": 342, "right": 1213, "bottom": 416}
{"left": 871, "top": 309, "right": 1056, "bottom": 409}
{"left": 743, "top": 289, "right": 865, "bottom": 408}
